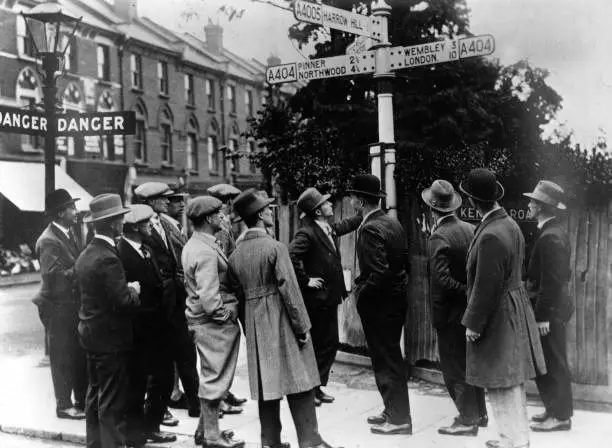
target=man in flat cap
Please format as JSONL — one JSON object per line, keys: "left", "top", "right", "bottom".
{"left": 226, "top": 188, "right": 340, "bottom": 448}
{"left": 35, "top": 189, "right": 87, "bottom": 420}
{"left": 421, "top": 180, "right": 487, "bottom": 436}
{"left": 118, "top": 205, "right": 176, "bottom": 446}
{"left": 289, "top": 187, "right": 362, "bottom": 406}
{"left": 75, "top": 194, "right": 141, "bottom": 448}
{"left": 523, "top": 181, "right": 574, "bottom": 432}
{"left": 459, "top": 168, "right": 545, "bottom": 448}
{"left": 182, "top": 196, "right": 245, "bottom": 448}
{"left": 135, "top": 182, "right": 200, "bottom": 423}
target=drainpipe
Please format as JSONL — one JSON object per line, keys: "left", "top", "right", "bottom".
{"left": 117, "top": 35, "right": 127, "bottom": 164}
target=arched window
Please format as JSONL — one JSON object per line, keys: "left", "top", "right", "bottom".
{"left": 59, "top": 83, "right": 84, "bottom": 156}
{"left": 186, "top": 116, "right": 199, "bottom": 171}
{"left": 207, "top": 118, "right": 219, "bottom": 173}
{"left": 229, "top": 122, "right": 240, "bottom": 173}
{"left": 85, "top": 90, "right": 119, "bottom": 160}
{"left": 133, "top": 102, "right": 148, "bottom": 162}
{"left": 16, "top": 15, "right": 35, "bottom": 58}
{"left": 16, "top": 67, "right": 42, "bottom": 152}
{"left": 160, "top": 108, "right": 174, "bottom": 164}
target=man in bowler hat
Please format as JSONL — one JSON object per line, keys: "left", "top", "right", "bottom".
{"left": 523, "top": 181, "right": 574, "bottom": 432}
{"left": 460, "top": 168, "right": 546, "bottom": 448}
{"left": 75, "top": 194, "right": 141, "bottom": 447}
{"left": 226, "top": 188, "right": 341, "bottom": 448}
{"left": 348, "top": 174, "right": 412, "bottom": 436}
{"left": 421, "top": 180, "right": 488, "bottom": 436}
{"left": 35, "top": 189, "right": 87, "bottom": 420}
{"left": 289, "top": 187, "right": 362, "bottom": 405}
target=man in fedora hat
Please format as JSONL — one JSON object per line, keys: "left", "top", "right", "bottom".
{"left": 35, "top": 189, "right": 87, "bottom": 420}
{"left": 421, "top": 180, "right": 488, "bottom": 436}
{"left": 182, "top": 196, "right": 245, "bottom": 448}
{"left": 459, "top": 168, "right": 546, "bottom": 448}
{"left": 75, "top": 194, "right": 142, "bottom": 447}
{"left": 135, "top": 182, "right": 201, "bottom": 423}
{"left": 523, "top": 181, "right": 574, "bottom": 432}
{"left": 226, "top": 188, "right": 340, "bottom": 448}
{"left": 347, "top": 174, "right": 412, "bottom": 436}
{"left": 117, "top": 204, "right": 177, "bottom": 446}
{"left": 289, "top": 187, "right": 362, "bottom": 406}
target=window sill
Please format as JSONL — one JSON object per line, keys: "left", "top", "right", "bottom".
{"left": 209, "top": 170, "right": 221, "bottom": 176}
{"left": 63, "top": 71, "right": 80, "bottom": 80}
{"left": 21, "top": 147, "right": 43, "bottom": 154}
{"left": 207, "top": 108, "right": 216, "bottom": 114}
{"left": 186, "top": 103, "right": 196, "bottom": 110}
{"left": 229, "top": 112, "right": 237, "bottom": 117}
{"left": 17, "top": 53, "right": 38, "bottom": 63}
{"left": 97, "top": 79, "right": 113, "bottom": 87}
{"left": 131, "top": 87, "right": 144, "bottom": 94}
{"left": 187, "top": 170, "right": 199, "bottom": 176}
{"left": 159, "top": 93, "right": 170, "bottom": 100}
{"left": 160, "top": 163, "right": 174, "bottom": 169}
{"left": 133, "top": 161, "right": 148, "bottom": 168}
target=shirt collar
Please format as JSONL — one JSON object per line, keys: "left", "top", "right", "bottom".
{"left": 481, "top": 204, "right": 501, "bottom": 222}
{"left": 315, "top": 220, "right": 331, "bottom": 232}
{"left": 52, "top": 221, "right": 71, "bottom": 238}
{"left": 95, "top": 234, "right": 116, "bottom": 248}
{"left": 537, "top": 216, "right": 555, "bottom": 229}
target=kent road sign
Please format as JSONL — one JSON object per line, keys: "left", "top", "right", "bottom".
{"left": 294, "top": 0, "right": 372, "bottom": 37}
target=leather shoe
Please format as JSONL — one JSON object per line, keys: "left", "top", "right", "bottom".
{"left": 161, "top": 410, "right": 179, "bottom": 427}
{"left": 315, "top": 388, "right": 335, "bottom": 404}
{"left": 438, "top": 419, "right": 478, "bottom": 436}
{"left": 226, "top": 391, "right": 247, "bottom": 406}
{"left": 168, "top": 394, "right": 189, "bottom": 409}
{"left": 146, "top": 431, "right": 177, "bottom": 443}
{"left": 485, "top": 441, "right": 502, "bottom": 448}
{"left": 530, "top": 410, "right": 549, "bottom": 423}
{"left": 56, "top": 407, "right": 86, "bottom": 420}
{"left": 314, "top": 396, "right": 322, "bottom": 407}
{"left": 306, "top": 442, "right": 343, "bottom": 448}
{"left": 370, "top": 421, "right": 412, "bottom": 435}
{"left": 220, "top": 400, "right": 243, "bottom": 415}
{"left": 203, "top": 431, "right": 245, "bottom": 448}
{"left": 478, "top": 415, "right": 489, "bottom": 428}
{"left": 530, "top": 417, "right": 571, "bottom": 432}
{"left": 366, "top": 412, "right": 387, "bottom": 425}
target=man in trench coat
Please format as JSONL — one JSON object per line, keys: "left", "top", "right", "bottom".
{"left": 226, "top": 188, "right": 340, "bottom": 448}
{"left": 460, "top": 168, "right": 546, "bottom": 448}
{"left": 524, "top": 181, "right": 574, "bottom": 432}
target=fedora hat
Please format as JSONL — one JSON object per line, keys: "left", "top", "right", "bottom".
{"left": 523, "top": 180, "right": 566, "bottom": 210}
{"left": 346, "top": 174, "right": 386, "bottom": 198}
{"left": 421, "top": 180, "right": 462, "bottom": 212}
{"left": 233, "top": 188, "right": 275, "bottom": 221}
{"left": 45, "top": 189, "right": 79, "bottom": 214}
{"left": 459, "top": 168, "right": 504, "bottom": 202}
{"left": 231, "top": 190, "right": 277, "bottom": 224}
{"left": 297, "top": 187, "right": 331, "bottom": 217}
{"left": 83, "top": 194, "right": 130, "bottom": 223}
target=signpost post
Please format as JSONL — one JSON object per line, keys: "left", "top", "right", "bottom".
{"left": 267, "top": 0, "right": 495, "bottom": 217}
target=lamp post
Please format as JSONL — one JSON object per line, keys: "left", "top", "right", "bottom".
{"left": 21, "top": 1, "right": 81, "bottom": 199}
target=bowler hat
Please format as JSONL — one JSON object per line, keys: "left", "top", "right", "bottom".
{"left": 523, "top": 180, "right": 566, "bottom": 210}
{"left": 297, "top": 188, "right": 331, "bottom": 217}
{"left": 459, "top": 168, "right": 504, "bottom": 202}
{"left": 233, "top": 188, "right": 275, "bottom": 221}
{"left": 83, "top": 194, "right": 130, "bottom": 223}
{"left": 45, "top": 189, "right": 79, "bottom": 214}
{"left": 186, "top": 196, "right": 223, "bottom": 220}
{"left": 124, "top": 204, "right": 154, "bottom": 225}
{"left": 421, "top": 180, "right": 462, "bottom": 212}
{"left": 134, "top": 182, "right": 173, "bottom": 200}
{"left": 207, "top": 183, "right": 242, "bottom": 201}
{"left": 346, "top": 174, "right": 386, "bottom": 198}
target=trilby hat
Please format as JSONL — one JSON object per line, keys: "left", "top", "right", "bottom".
{"left": 297, "top": 187, "right": 331, "bottom": 217}
{"left": 523, "top": 180, "right": 566, "bottom": 210}
{"left": 421, "top": 180, "right": 462, "bottom": 212}
{"left": 233, "top": 188, "right": 275, "bottom": 221}
{"left": 83, "top": 194, "right": 130, "bottom": 223}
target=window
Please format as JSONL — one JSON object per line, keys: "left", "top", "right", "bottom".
{"left": 186, "top": 117, "right": 199, "bottom": 171}
{"left": 160, "top": 109, "right": 173, "bottom": 164}
{"left": 227, "top": 85, "right": 236, "bottom": 114}
{"left": 16, "top": 16, "right": 36, "bottom": 58}
{"left": 229, "top": 138, "right": 239, "bottom": 173}
{"left": 134, "top": 104, "right": 147, "bottom": 162}
{"left": 64, "top": 36, "right": 78, "bottom": 73}
{"left": 158, "top": 61, "right": 168, "bottom": 94}
{"left": 97, "top": 45, "right": 110, "bottom": 81}
{"left": 185, "top": 74, "right": 195, "bottom": 105}
{"left": 207, "top": 119, "right": 219, "bottom": 173}
{"left": 247, "top": 140, "right": 257, "bottom": 173}
{"left": 245, "top": 90, "right": 253, "bottom": 117}
{"left": 206, "top": 79, "right": 215, "bottom": 110}
{"left": 17, "top": 68, "right": 42, "bottom": 151}
{"left": 131, "top": 54, "right": 142, "bottom": 89}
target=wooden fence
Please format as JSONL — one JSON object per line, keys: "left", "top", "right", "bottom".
{"left": 274, "top": 197, "right": 612, "bottom": 401}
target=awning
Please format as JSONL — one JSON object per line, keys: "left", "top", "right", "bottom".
{"left": 0, "top": 161, "right": 93, "bottom": 212}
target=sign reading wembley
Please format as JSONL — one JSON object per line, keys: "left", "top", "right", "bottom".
{"left": 0, "top": 106, "right": 136, "bottom": 136}
{"left": 404, "top": 34, "right": 495, "bottom": 68}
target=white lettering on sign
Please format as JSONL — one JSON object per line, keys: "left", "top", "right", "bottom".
{"left": 404, "top": 34, "right": 495, "bottom": 69}
{"left": 294, "top": 0, "right": 371, "bottom": 37}
{"left": 294, "top": 0, "right": 322, "bottom": 23}
{"left": 266, "top": 63, "right": 297, "bottom": 84}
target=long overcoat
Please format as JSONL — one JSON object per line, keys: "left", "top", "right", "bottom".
{"left": 227, "top": 230, "right": 320, "bottom": 401}
{"left": 462, "top": 208, "right": 546, "bottom": 388}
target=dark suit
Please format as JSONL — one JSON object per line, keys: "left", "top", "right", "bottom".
{"left": 35, "top": 223, "right": 87, "bottom": 411}
{"left": 355, "top": 209, "right": 411, "bottom": 425}
{"left": 117, "top": 238, "right": 174, "bottom": 441}
{"left": 525, "top": 217, "right": 574, "bottom": 420}
{"left": 76, "top": 237, "right": 140, "bottom": 448}
{"left": 427, "top": 215, "right": 486, "bottom": 425}
{"left": 289, "top": 215, "right": 362, "bottom": 385}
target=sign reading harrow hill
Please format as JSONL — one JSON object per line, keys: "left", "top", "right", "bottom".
{"left": 0, "top": 105, "right": 136, "bottom": 136}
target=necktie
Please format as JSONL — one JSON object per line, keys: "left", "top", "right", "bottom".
{"left": 152, "top": 216, "right": 168, "bottom": 248}
{"left": 68, "top": 228, "right": 79, "bottom": 250}
{"left": 324, "top": 224, "right": 336, "bottom": 250}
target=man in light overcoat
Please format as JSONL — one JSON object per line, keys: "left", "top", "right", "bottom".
{"left": 226, "top": 188, "right": 340, "bottom": 448}
{"left": 460, "top": 168, "right": 546, "bottom": 448}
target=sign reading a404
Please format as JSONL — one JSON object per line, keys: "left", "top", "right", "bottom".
{"left": 404, "top": 34, "right": 495, "bottom": 68}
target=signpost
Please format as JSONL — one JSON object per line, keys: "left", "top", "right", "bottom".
{"left": 294, "top": 0, "right": 372, "bottom": 37}
{"left": 403, "top": 34, "right": 495, "bottom": 68}
{"left": 347, "top": 35, "right": 372, "bottom": 56}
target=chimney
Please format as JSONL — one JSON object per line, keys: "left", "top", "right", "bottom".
{"left": 267, "top": 55, "right": 281, "bottom": 67}
{"left": 114, "top": 0, "right": 138, "bottom": 23}
{"left": 204, "top": 19, "right": 223, "bottom": 55}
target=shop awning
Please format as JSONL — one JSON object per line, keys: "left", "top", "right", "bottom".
{"left": 0, "top": 161, "right": 92, "bottom": 212}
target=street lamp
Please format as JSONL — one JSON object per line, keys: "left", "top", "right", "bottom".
{"left": 21, "top": 1, "right": 82, "bottom": 199}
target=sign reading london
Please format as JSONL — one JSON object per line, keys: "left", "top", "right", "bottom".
{"left": 294, "top": 0, "right": 371, "bottom": 37}
{"left": 0, "top": 106, "right": 136, "bottom": 136}
{"left": 404, "top": 34, "right": 495, "bottom": 68}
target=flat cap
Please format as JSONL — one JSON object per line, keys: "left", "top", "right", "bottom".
{"left": 134, "top": 182, "right": 173, "bottom": 199}
{"left": 124, "top": 204, "right": 155, "bottom": 225}
{"left": 186, "top": 196, "right": 223, "bottom": 220}
{"left": 207, "top": 183, "right": 241, "bottom": 200}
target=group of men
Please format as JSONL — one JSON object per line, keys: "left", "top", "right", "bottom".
{"left": 423, "top": 168, "right": 574, "bottom": 448}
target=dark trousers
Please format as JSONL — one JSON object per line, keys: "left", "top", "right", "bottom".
{"left": 258, "top": 389, "right": 322, "bottom": 448}
{"left": 306, "top": 305, "right": 339, "bottom": 386}
{"left": 85, "top": 350, "right": 131, "bottom": 448}
{"left": 357, "top": 296, "right": 411, "bottom": 425}
{"left": 437, "top": 322, "right": 487, "bottom": 425}
{"left": 535, "top": 320, "right": 573, "bottom": 420}
{"left": 48, "top": 302, "right": 87, "bottom": 411}
{"left": 170, "top": 312, "right": 200, "bottom": 411}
